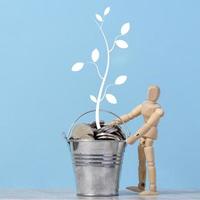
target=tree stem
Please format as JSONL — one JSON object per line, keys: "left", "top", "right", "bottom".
{"left": 95, "top": 25, "right": 110, "bottom": 129}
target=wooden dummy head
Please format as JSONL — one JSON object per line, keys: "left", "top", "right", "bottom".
{"left": 147, "top": 85, "right": 160, "bottom": 102}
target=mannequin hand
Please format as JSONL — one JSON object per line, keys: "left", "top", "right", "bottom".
{"left": 106, "top": 120, "right": 119, "bottom": 127}
{"left": 105, "top": 121, "right": 114, "bottom": 127}
{"left": 126, "top": 135, "right": 138, "bottom": 145}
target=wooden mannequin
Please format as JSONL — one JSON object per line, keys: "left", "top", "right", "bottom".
{"left": 110, "top": 85, "right": 164, "bottom": 195}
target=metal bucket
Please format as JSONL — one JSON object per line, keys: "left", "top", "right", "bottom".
{"left": 66, "top": 110, "right": 129, "bottom": 197}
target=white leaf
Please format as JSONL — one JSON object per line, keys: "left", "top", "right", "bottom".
{"left": 106, "top": 94, "right": 117, "bottom": 104}
{"left": 90, "top": 95, "right": 97, "bottom": 103}
{"left": 71, "top": 62, "right": 84, "bottom": 72}
{"left": 96, "top": 14, "right": 103, "bottom": 22}
{"left": 115, "top": 75, "right": 127, "bottom": 85}
{"left": 91, "top": 48, "right": 100, "bottom": 62}
{"left": 104, "top": 7, "right": 110, "bottom": 16}
{"left": 115, "top": 40, "right": 128, "bottom": 48}
{"left": 121, "top": 22, "right": 130, "bottom": 35}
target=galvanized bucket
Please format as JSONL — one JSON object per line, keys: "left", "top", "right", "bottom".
{"left": 66, "top": 110, "right": 129, "bottom": 197}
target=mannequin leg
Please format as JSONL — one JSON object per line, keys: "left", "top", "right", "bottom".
{"left": 127, "top": 138, "right": 146, "bottom": 192}
{"left": 140, "top": 138, "right": 158, "bottom": 195}
{"left": 138, "top": 140, "right": 146, "bottom": 190}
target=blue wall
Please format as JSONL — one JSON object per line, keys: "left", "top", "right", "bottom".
{"left": 0, "top": 0, "right": 200, "bottom": 190}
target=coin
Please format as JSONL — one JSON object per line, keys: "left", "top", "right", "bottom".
{"left": 90, "top": 121, "right": 105, "bottom": 128}
{"left": 96, "top": 132, "right": 122, "bottom": 141}
{"left": 70, "top": 123, "right": 94, "bottom": 140}
{"left": 97, "top": 135, "right": 121, "bottom": 141}
{"left": 69, "top": 119, "right": 126, "bottom": 142}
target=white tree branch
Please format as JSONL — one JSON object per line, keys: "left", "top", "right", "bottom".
{"left": 109, "top": 34, "right": 122, "bottom": 53}
{"left": 94, "top": 20, "right": 111, "bottom": 129}
{"left": 100, "top": 84, "right": 114, "bottom": 101}
{"left": 88, "top": 62, "right": 103, "bottom": 79}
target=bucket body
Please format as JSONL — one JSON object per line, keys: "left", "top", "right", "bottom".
{"left": 69, "top": 140, "right": 126, "bottom": 196}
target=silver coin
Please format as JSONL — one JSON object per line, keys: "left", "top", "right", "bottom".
{"left": 106, "top": 128, "right": 118, "bottom": 134}
{"left": 97, "top": 133, "right": 121, "bottom": 140}
{"left": 100, "top": 126, "right": 111, "bottom": 132}
{"left": 96, "top": 132, "right": 116, "bottom": 138}
{"left": 114, "top": 132, "right": 126, "bottom": 140}
{"left": 97, "top": 135, "right": 121, "bottom": 141}
{"left": 71, "top": 123, "right": 94, "bottom": 139}
{"left": 107, "top": 131, "right": 124, "bottom": 140}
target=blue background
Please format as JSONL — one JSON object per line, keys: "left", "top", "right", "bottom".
{"left": 0, "top": 0, "right": 200, "bottom": 190}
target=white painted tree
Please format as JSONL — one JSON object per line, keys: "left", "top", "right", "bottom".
{"left": 71, "top": 7, "right": 130, "bottom": 129}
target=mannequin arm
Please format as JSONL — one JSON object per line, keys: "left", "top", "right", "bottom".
{"left": 109, "top": 104, "right": 142, "bottom": 126}
{"left": 127, "top": 108, "right": 164, "bottom": 144}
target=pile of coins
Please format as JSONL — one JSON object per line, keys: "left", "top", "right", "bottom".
{"left": 90, "top": 121, "right": 125, "bottom": 141}
{"left": 70, "top": 121, "right": 125, "bottom": 141}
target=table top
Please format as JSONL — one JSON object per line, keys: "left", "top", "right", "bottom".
{"left": 0, "top": 189, "right": 200, "bottom": 200}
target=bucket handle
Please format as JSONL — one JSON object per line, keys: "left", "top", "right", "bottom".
{"left": 66, "top": 109, "right": 130, "bottom": 140}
